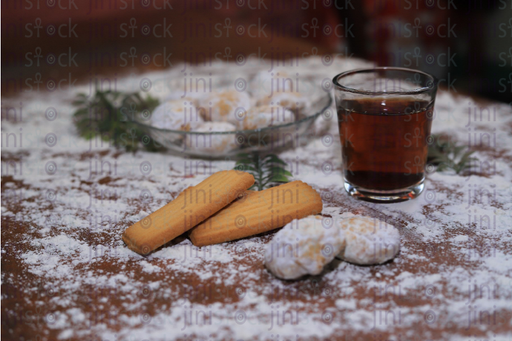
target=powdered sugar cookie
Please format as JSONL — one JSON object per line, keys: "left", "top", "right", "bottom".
{"left": 250, "top": 70, "right": 297, "bottom": 97}
{"left": 337, "top": 216, "right": 400, "bottom": 265}
{"left": 250, "top": 70, "right": 308, "bottom": 111}
{"left": 242, "top": 105, "right": 295, "bottom": 130}
{"left": 256, "top": 91, "right": 307, "bottom": 111}
{"left": 150, "top": 98, "right": 203, "bottom": 131}
{"left": 265, "top": 215, "right": 344, "bottom": 280}
{"left": 197, "top": 90, "right": 251, "bottom": 127}
{"left": 184, "top": 122, "right": 238, "bottom": 154}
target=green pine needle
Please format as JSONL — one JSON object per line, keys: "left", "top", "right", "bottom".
{"left": 427, "top": 135, "right": 477, "bottom": 174}
{"left": 234, "top": 153, "right": 292, "bottom": 190}
{"left": 72, "top": 89, "right": 163, "bottom": 152}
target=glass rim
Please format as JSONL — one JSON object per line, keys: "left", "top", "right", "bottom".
{"left": 332, "top": 67, "right": 438, "bottom": 96}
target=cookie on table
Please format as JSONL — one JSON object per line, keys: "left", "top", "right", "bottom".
{"left": 197, "top": 90, "right": 252, "bottom": 128}
{"left": 150, "top": 98, "right": 203, "bottom": 131}
{"left": 337, "top": 216, "right": 400, "bottom": 265}
{"left": 189, "top": 181, "right": 323, "bottom": 247}
{"left": 264, "top": 215, "right": 343, "bottom": 280}
{"left": 122, "top": 170, "right": 255, "bottom": 255}
{"left": 242, "top": 105, "right": 295, "bottom": 130}
{"left": 184, "top": 122, "right": 239, "bottom": 154}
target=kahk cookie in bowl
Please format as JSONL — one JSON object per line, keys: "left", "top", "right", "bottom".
{"left": 150, "top": 98, "right": 204, "bottom": 131}
{"left": 241, "top": 105, "right": 295, "bottom": 130}
{"left": 132, "top": 70, "right": 332, "bottom": 157}
{"left": 255, "top": 91, "right": 308, "bottom": 112}
{"left": 184, "top": 122, "right": 238, "bottom": 154}
{"left": 197, "top": 90, "right": 252, "bottom": 129}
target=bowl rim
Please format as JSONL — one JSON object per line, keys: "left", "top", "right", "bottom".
{"left": 131, "top": 92, "right": 332, "bottom": 135}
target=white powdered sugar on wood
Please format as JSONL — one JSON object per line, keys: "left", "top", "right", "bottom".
{"left": 2, "top": 57, "right": 512, "bottom": 340}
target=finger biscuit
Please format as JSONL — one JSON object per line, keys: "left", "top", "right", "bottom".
{"left": 188, "top": 181, "right": 323, "bottom": 246}
{"left": 122, "top": 170, "right": 254, "bottom": 255}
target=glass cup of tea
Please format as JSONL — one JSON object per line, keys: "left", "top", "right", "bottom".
{"left": 332, "top": 67, "right": 438, "bottom": 203}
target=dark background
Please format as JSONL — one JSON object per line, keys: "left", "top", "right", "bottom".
{"left": 2, "top": 0, "right": 512, "bottom": 102}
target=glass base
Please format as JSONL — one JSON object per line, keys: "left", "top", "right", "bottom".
{"left": 343, "top": 179, "right": 425, "bottom": 203}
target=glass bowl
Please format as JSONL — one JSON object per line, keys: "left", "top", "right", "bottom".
{"left": 130, "top": 70, "right": 332, "bottom": 158}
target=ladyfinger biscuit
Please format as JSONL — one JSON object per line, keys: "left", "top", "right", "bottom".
{"left": 188, "top": 181, "right": 323, "bottom": 246}
{"left": 122, "top": 170, "right": 254, "bottom": 255}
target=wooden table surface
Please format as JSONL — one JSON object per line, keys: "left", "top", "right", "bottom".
{"left": 3, "top": 56, "right": 512, "bottom": 340}
{"left": 2, "top": 4, "right": 512, "bottom": 340}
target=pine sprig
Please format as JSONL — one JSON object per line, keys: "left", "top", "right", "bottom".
{"left": 72, "top": 89, "right": 162, "bottom": 152}
{"left": 427, "top": 135, "right": 477, "bottom": 174}
{"left": 234, "top": 153, "right": 292, "bottom": 190}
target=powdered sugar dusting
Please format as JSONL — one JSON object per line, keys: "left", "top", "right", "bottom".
{"left": 2, "top": 57, "right": 512, "bottom": 340}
